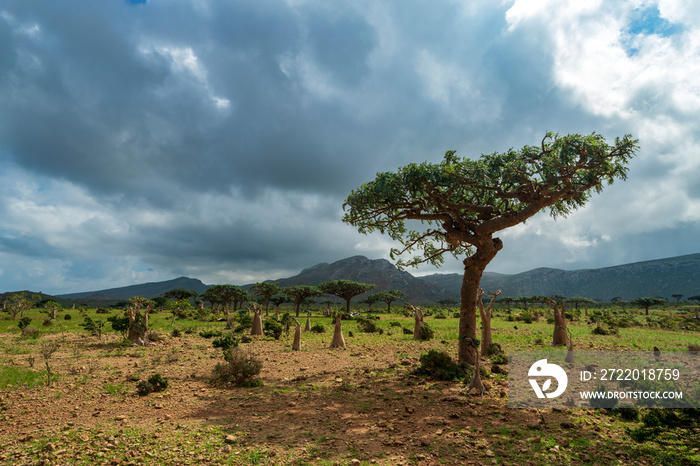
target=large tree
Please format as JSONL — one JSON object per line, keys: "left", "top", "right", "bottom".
{"left": 202, "top": 285, "right": 249, "bottom": 316}
{"left": 163, "top": 288, "right": 198, "bottom": 303}
{"left": 630, "top": 296, "right": 667, "bottom": 315}
{"left": 372, "top": 289, "right": 408, "bottom": 313}
{"left": 283, "top": 285, "right": 323, "bottom": 317}
{"left": 319, "top": 280, "right": 377, "bottom": 314}
{"left": 343, "top": 132, "right": 638, "bottom": 364}
{"left": 250, "top": 282, "right": 280, "bottom": 316}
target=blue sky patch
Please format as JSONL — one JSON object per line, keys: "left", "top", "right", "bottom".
{"left": 627, "top": 6, "right": 682, "bottom": 37}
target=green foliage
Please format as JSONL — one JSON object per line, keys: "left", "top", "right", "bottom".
{"left": 356, "top": 317, "right": 379, "bottom": 333}
{"left": 80, "top": 316, "right": 105, "bottom": 338}
{"left": 212, "top": 333, "right": 239, "bottom": 350}
{"left": 137, "top": 373, "right": 169, "bottom": 396}
{"left": 199, "top": 329, "right": 223, "bottom": 339}
{"left": 318, "top": 280, "right": 377, "bottom": 312}
{"left": 342, "top": 132, "right": 638, "bottom": 269}
{"left": 263, "top": 319, "right": 283, "bottom": 340}
{"left": 18, "top": 317, "right": 32, "bottom": 330}
{"left": 107, "top": 315, "right": 130, "bottom": 337}
{"left": 627, "top": 409, "right": 700, "bottom": 445}
{"left": 416, "top": 323, "right": 434, "bottom": 341}
{"left": 490, "top": 352, "right": 508, "bottom": 365}
{"left": 310, "top": 323, "right": 325, "bottom": 333}
{"left": 414, "top": 349, "right": 467, "bottom": 381}
{"left": 213, "top": 347, "right": 263, "bottom": 386}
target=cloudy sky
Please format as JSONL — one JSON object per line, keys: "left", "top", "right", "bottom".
{"left": 1, "top": 0, "right": 699, "bottom": 295}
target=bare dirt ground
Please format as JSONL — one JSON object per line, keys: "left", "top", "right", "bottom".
{"left": 0, "top": 331, "right": 666, "bottom": 465}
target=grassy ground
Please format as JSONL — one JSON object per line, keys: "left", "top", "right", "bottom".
{"left": 0, "top": 304, "right": 698, "bottom": 465}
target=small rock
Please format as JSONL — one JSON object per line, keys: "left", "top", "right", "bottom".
{"left": 350, "top": 460, "right": 361, "bottom": 466}
{"left": 224, "top": 435, "right": 237, "bottom": 444}
{"left": 484, "top": 449, "right": 495, "bottom": 457}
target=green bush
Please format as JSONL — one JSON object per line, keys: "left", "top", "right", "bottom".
{"left": 389, "top": 321, "right": 402, "bottom": 327}
{"left": 199, "top": 329, "right": 223, "bottom": 339}
{"left": 263, "top": 319, "right": 283, "bottom": 340}
{"left": 490, "top": 352, "right": 508, "bottom": 365}
{"left": 137, "top": 373, "right": 169, "bottom": 396}
{"left": 356, "top": 317, "right": 379, "bottom": 333}
{"left": 64, "top": 313, "right": 72, "bottom": 321}
{"left": 416, "top": 323, "right": 434, "bottom": 341}
{"left": 310, "top": 324, "right": 325, "bottom": 333}
{"left": 413, "top": 349, "right": 467, "bottom": 381}
{"left": 18, "top": 317, "right": 32, "bottom": 330}
{"left": 212, "top": 333, "right": 239, "bottom": 350}
{"left": 213, "top": 347, "right": 263, "bottom": 386}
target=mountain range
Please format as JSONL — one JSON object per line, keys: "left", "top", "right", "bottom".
{"left": 49, "top": 253, "right": 700, "bottom": 305}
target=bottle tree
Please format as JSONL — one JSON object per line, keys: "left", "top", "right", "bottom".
{"left": 343, "top": 132, "right": 638, "bottom": 364}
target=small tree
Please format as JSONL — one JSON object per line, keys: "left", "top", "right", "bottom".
{"left": 329, "top": 314, "right": 346, "bottom": 349}
{"left": 539, "top": 297, "right": 569, "bottom": 346}
{"left": 372, "top": 290, "right": 408, "bottom": 313}
{"left": 167, "top": 298, "right": 194, "bottom": 326}
{"left": 477, "top": 289, "right": 501, "bottom": 356}
{"left": 283, "top": 285, "right": 323, "bottom": 317}
{"left": 630, "top": 297, "right": 667, "bottom": 315}
{"left": 671, "top": 294, "right": 684, "bottom": 305}
{"left": 250, "top": 304, "right": 264, "bottom": 336}
{"left": 343, "top": 132, "right": 638, "bottom": 364}
{"left": 43, "top": 300, "right": 62, "bottom": 320}
{"left": 292, "top": 318, "right": 302, "bottom": 351}
{"left": 319, "top": 280, "right": 377, "bottom": 314}
{"left": 126, "top": 296, "right": 155, "bottom": 346}
{"left": 203, "top": 285, "right": 249, "bottom": 317}
{"left": 5, "top": 292, "right": 37, "bottom": 319}
{"left": 250, "top": 282, "right": 280, "bottom": 316}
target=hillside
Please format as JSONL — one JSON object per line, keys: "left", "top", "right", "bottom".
{"left": 16, "top": 252, "right": 699, "bottom": 305}
{"left": 56, "top": 277, "right": 209, "bottom": 302}
{"left": 419, "top": 253, "right": 700, "bottom": 301}
{"left": 271, "top": 255, "right": 442, "bottom": 303}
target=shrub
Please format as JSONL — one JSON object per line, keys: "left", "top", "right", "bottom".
{"left": 413, "top": 349, "right": 467, "bottom": 381}
{"left": 42, "top": 318, "right": 53, "bottom": 327}
{"left": 416, "top": 323, "right": 434, "bottom": 341}
{"left": 389, "top": 321, "right": 402, "bottom": 328}
{"left": 433, "top": 311, "right": 447, "bottom": 319}
{"left": 107, "top": 315, "right": 130, "bottom": 337}
{"left": 485, "top": 342, "right": 503, "bottom": 356}
{"left": 263, "top": 319, "right": 283, "bottom": 340}
{"left": 96, "top": 308, "right": 110, "bottom": 314}
{"left": 490, "top": 352, "right": 508, "bottom": 365}
{"left": 588, "top": 384, "right": 618, "bottom": 409}
{"left": 310, "top": 324, "right": 325, "bottom": 333}
{"left": 212, "top": 333, "right": 239, "bottom": 351}
{"left": 402, "top": 327, "right": 413, "bottom": 335}
{"left": 213, "top": 347, "right": 263, "bottom": 386}
{"left": 592, "top": 325, "right": 617, "bottom": 336}
{"left": 171, "top": 328, "right": 181, "bottom": 338}
{"left": 18, "top": 317, "right": 32, "bottom": 331}
{"left": 64, "top": 313, "right": 72, "bottom": 320}
{"left": 199, "top": 329, "right": 223, "bottom": 339}
{"left": 21, "top": 327, "right": 41, "bottom": 339}
{"left": 356, "top": 317, "right": 379, "bottom": 333}
{"left": 137, "top": 373, "right": 169, "bottom": 396}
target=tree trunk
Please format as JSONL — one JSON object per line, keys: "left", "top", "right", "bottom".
{"left": 459, "top": 238, "right": 501, "bottom": 365}
{"left": 329, "top": 316, "right": 346, "bottom": 348}
{"left": 127, "top": 308, "right": 150, "bottom": 346}
{"left": 565, "top": 329, "right": 575, "bottom": 364}
{"left": 411, "top": 305, "right": 424, "bottom": 339}
{"left": 304, "top": 315, "right": 311, "bottom": 332}
{"left": 466, "top": 351, "right": 484, "bottom": 395}
{"left": 251, "top": 308, "right": 263, "bottom": 336}
{"left": 292, "top": 319, "right": 301, "bottom": 351}
{"left": 551, "top": 302, "right": 568, "bottom": 346}
{"left": 478, "top": 289, "right": 500, "bottom": 357}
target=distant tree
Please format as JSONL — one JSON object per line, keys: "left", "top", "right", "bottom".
{"left": 343, "top": 132, "right": 638, "bottom": 364}
{"left": 359, "top": 294, "right": 382, "bottom": 311}
{"left": 610, "top": 296, "right": 622, "bottom": 303}
{"left": 565, "top": 296, "right": 597, "bottom": 310}
{"left": 250, "top": 282, "right": 280, "bottom": 316}
{"left": 42, "top": 300, "right": 62, "bottom": 320}
{"left": 319, "top": 280, "right": 377, "bottom": 314}
{"left": 499, "top": 297, "right": 515, "bottom": 311}
{"left": 630, "top": 297, "right": 667, "bottom": 315}
{"left": 5, "top": 292, "right": 39, "bottom": 319}
{"left": 437, "top": 298, "right": 459, "bottom": 307}
{"left": 283, "top": 285, "right": 323, "bottom": 317}
{"left": 163, "top": 288, "right": 198, "bottom": 302}
{"left": 671, "top": 294, "right": 684, "bottom": 305}
{"left": 269, "top": 293, "right": 290, "bottom": 311}
{"left": 152, "top": 296, "right": 168, "bottom": 310}
{"left": 372, "top": 290, "right": 408, "bottom": 313}
{"left": 688, "top": 295, "right": 700, "bottom": 304}
{"left": 203, "top": 285, "right": 249, "bottom": 316}
{"left": 167, "top": 299, "right": 194, "bottom": 326}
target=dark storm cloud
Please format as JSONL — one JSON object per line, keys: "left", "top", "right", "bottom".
{"left": 1, "top": 0, "right": 699, "bottom": 294}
